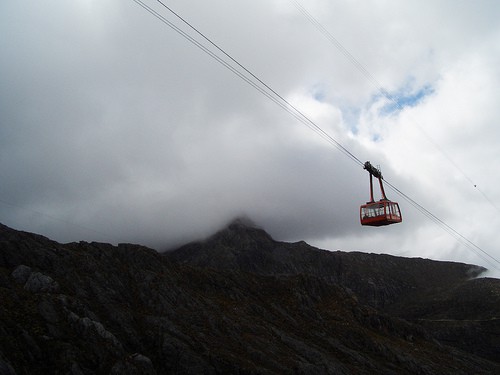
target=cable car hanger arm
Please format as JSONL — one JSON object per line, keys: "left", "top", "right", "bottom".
{"left": 363, "top": 161, "right": 383, "bottom": 179}
{"left": 363, "top": 161, "right": 389, "bottom": 202}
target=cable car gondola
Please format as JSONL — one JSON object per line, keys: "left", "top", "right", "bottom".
{"left": 360, "top": 161, "right": 402, "bottom": 226}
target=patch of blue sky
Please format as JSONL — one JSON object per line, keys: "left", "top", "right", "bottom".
{"left": 341, "top": 106, "right": 361, "bottom": 135}
{"left": 379, "top": 84, "right": 434, "bottom": 116}
{"left": 310, "top": 84, "right": 327, "bottom": 102}
{"left": 308, "top": 83, "right": 361, "bottom": 135}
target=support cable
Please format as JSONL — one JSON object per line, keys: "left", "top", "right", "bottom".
{"left": 383, "top": 179, "right": 500, "bottom": 271}
{"left": 291, "top": 0, "right": 500, "bottom": 213}
{"left": 131, "top": 0, "right": 500, "bottom": 269}
{"left": 151, "top": 0, "right": 364, "bottom": 166}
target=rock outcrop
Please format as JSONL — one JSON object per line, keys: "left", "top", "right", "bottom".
{"left": 0, "top": 221, "right": 499, "bottom": 374}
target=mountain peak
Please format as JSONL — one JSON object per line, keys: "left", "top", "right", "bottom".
{"left": 1, "top": 221, "right": 499, "bottom": 374}
{"left": 165, "top": 217, "right": 278, "bottom": 271}
{"left": 166, "top": 220, "right": 488, "bottom": 308}
{"left": 213, "top": 216, "right": 275, "bottom": 245}
{"left": 226, "top": 216, "right": 259, "bottom": 229}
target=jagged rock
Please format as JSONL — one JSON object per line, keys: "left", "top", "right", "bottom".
{"left": 0, "top": 355, "right": 16, "bottom": 375}
{"left": 109, "top": 353, "right": 156, "bottom": 375}
{"left": 20, "top": 330, "right": 42, "bottom": 361}
{"left": 0, "top": 221, "right": 499, "bottom": 374}
{"left": 67, "top": 362, "right": 85, "bottom": 375}
{"left": 38, "top": 299, "right": 60, "bottom": 324}
{"left": 167, "top": 218, "right": 487, "bottom": 310}
{"left": 68, "top": 312, "right": 123, "bottom": 351}
{"left": 11, "top": 265, "right": 31, "bottom": 284}
{"left": 23, "top": 272, "right": 59, "bottom": 293}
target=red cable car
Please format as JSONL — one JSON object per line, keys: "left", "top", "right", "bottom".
{"left": 360, "top": 161, "right": 402, "bottom": 226}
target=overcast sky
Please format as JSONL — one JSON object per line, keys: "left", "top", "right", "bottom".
{"left": 1, "top": 0, "right": 500, "bottom": 276}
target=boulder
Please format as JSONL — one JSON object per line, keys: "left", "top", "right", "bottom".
{"left": 110, "top": 353, "right": 157, "bottom": 375}
{"left": 23, "top": 272, "right": 59, "bottom": 293}
{"left": 11, "top": 265, "right": 31, "bottom": 284}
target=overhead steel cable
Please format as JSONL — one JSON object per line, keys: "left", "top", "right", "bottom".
{"left": 290, "top": 0, "right": 382, "bottom": 94}
{"left": 130, "top": 1, "right": 358, "bottom": 158}
{"left": 291, "top": 0, "right": 500, "bottom": 267}
{"left": 291, "top": 0, "right": 500, "bottom": 214}
{"left": 144, "top": 0, "right": 365, "bottom": 167}
{"left": 383, "top": 180, "right": 500, "bottom": 271}
{"left": 131, "top": 0, "right": 500, "bottom": 270}
{"left": 130, "top": 1, "right": 288, "bottom": 115}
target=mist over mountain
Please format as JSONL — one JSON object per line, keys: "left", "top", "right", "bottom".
{"left": 1, "top": 220, "right": 499, "bottom": 374}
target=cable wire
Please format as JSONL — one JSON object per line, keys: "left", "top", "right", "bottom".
{"left": 383, "top": 180, "right": 500, "bottom": 271}
{"left": 291, "top": 0, "right": 500, "bottom": 214}
{"left": 151, "top": 0, "right": 364, "bottom": 166}
{"left": 131, "top": 0, "right": 500, "bottom": 270}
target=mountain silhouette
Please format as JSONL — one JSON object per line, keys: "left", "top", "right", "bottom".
{"left": 1, "top": 220, "right": 499, "bottom": 374}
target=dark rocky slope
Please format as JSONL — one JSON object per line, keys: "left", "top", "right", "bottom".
{"left": 169, "top": 219, "right": 500, "bottom": 364}
{"left": 1, "top": 221, "right": 499, "bottom": 374}
{"left": 168, "top": 219, "right": 487, "bottom": 309}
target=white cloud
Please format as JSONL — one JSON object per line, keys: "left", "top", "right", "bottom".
{"left": 1, "top": 0, "right": 499, "bottom": 276}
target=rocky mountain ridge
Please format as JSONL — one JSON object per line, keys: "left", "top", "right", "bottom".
{"left": 1, "top": 220, "right": 499, "bottom": 374}
{"left": 169, "top": 220, "right": 486, "bottom": 300}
